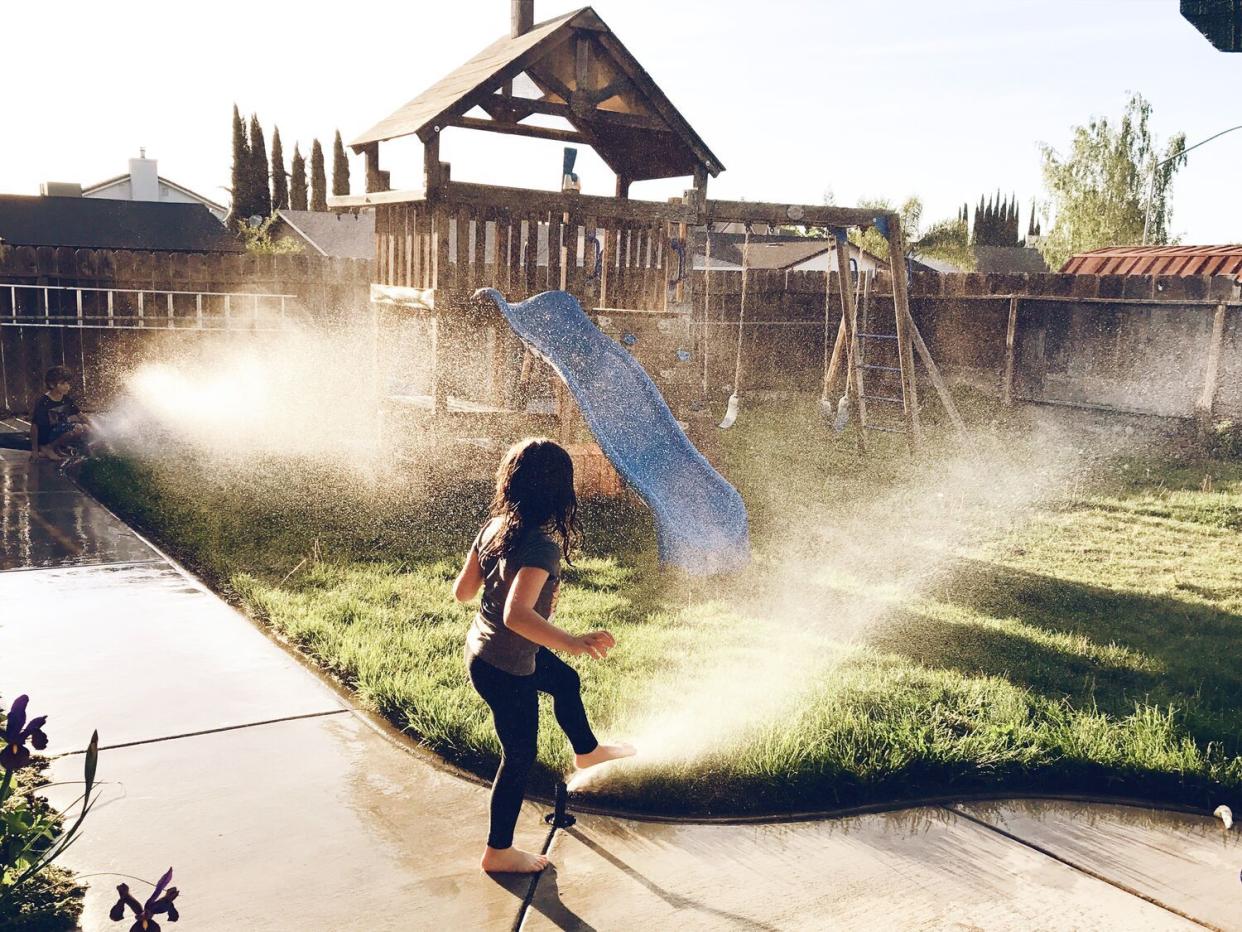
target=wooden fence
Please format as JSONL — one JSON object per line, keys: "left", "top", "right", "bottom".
{"left": 689, "top": 268, "right": 1242, "bottom": 423}
{"left": 0, "top": 245, "right": 372, "bottom": 413}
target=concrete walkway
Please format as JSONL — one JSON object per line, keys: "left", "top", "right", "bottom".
{"left": 0, "top": 447, "right": 1237, "bottom": 931}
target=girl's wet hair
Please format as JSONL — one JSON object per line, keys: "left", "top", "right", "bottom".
{"left": 482, "top": 437, "right": 579, "bottom": 564}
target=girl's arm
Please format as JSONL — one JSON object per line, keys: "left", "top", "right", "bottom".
{"left": 503, "top": 567, "right": 614, "bottom": 659}
{"left": 452, "top": 546, "right": 484, "bottom": 602}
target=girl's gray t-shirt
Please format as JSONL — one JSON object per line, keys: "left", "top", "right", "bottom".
{"left": 465, "top": 518, "right": 562, "bottom": 676}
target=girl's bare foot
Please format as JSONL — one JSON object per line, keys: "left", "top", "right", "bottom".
{"left": 480, "top": 846, "right": 549, "bottom": 874}
{"left": 574, "top": 742, "right": 636, "bottom": 770}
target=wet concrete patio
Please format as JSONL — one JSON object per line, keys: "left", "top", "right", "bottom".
{"left": 0, "top": 446, "right": 1237, "bottom": 930}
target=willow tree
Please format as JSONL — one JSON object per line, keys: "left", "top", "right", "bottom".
{"left": 1038, "top": 93, "right": 1186, "bottom": 270}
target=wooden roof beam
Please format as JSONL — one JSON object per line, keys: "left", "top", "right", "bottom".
{"left": 705, "top": 199, "right": 893, "bottom": 229}
{"left": 409, "top": 30, "right": 576, "bottom": 144}
{"left": 446, "top": 115, "right": 588, "bottom": 145}
{"left": 488, "top": 95, "right": 665, "bottom": 131}
{"left": 593, "top": 31, "right": 723, "bottom": 176}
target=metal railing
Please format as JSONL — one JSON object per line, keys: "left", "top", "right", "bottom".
{"left": 0, "top": 283, "right": 297, "bottom": 332}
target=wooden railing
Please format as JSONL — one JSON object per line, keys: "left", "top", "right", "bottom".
{"left": 373, "top": 183, "right": 696, "bottom": 314}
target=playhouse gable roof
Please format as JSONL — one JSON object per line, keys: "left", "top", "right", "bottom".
{"left": 350, "top": 6, "right": 723, "bottom": 183}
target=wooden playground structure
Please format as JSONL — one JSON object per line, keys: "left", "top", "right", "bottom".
{"left": 330, "top": 2, "right": 960, "bottom": 461}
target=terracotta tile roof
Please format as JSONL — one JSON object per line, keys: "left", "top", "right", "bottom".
{"left": 1061, "top": 245, "right": 1242, "bottom": 276}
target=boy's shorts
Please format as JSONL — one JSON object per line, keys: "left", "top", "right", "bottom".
{"left": 47, "top": 423, "right": 76, "bottom": 443}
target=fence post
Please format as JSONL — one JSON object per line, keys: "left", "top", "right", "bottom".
{"left": 1196, "top": 303, "right": 1228, "bottom": 431}
{"left": 1002, "top": 295, "right": 1020, "bottom": 406}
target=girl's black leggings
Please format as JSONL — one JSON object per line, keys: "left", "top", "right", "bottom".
{"left": 467, "top": 647, "right": 598, "bottom": 849}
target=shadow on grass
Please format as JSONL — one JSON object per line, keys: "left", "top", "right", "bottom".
{"left": 871, "top": 559, "right": 1242, "bottom": 754}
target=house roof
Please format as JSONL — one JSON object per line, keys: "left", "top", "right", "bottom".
{"left": 911, "top": 253, "right": 967, "bottom": 274}
{"left": 0, "top": 196, "right": 241, "bottom": 252}
{"left": 973, "top": 245, "right": 1048, "bottom": 274}
{"left": 703, "top": 232, "right": 883, "bottom": 270}
{"left": 351, "top": 7, "right": 723, "bottom": 183}
{"left": 275, "top": 209, "right": 375, "bottom": 259}
{"left": 1062, "top": 245, "right": 1242, "bottom": 276}
{"left": 82, "top": 174, "right": 228, "bottom": 213}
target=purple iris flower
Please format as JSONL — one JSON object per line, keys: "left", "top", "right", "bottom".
{"left": 109, "top": 867, "right": 181, "bottom": 930}
{"left": 1, "top": 695, "right": 49, "bottom": 771}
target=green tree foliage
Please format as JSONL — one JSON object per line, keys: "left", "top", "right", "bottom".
{"left": 1038, "top": 93, "right": 1186, "bottom": 269}
{"left": 228, "top": 104, "right": 250, "bottom": 230}
{"left": 271, "top": 127, "right": 289, "bottom": 211}
{"left": 310, "top": 139, "right": 327, "bottom": 211}
{"left": 848, "top": 196, "right": 922, "bottom": 261}
{"left": 248, "top": 115, "right": 272, "bottom": 219}
{"left": 290, "top": 144, "right": 308, "bottom": 212}
{"left": 971, "top": 192, "right": 1023, "bottom": 247}
{"left": 238, "top": 213, "right": 303, "bottom": 255}
{"left": 332, "top": 130, "right": 351, "bottom": 198}
{"left": 916, "top": 215, "right": 975, "bottom": 271}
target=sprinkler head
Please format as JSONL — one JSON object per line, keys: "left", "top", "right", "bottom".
{"left": 544, "top": 781, "right": 576, "bottom": 829}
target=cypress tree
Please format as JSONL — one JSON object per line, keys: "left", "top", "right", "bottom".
{"left": 271, "top": 127, "right": 288, "bottom": 211}
{"left": 310, "top": 139, "right": 328, "bottom": 211}
{"left": 249, "top": 115, "right": 272, "bottom": 218}
{"left": 229, "top": 104, "right": 251, "bottom": 229}
{"left": 332, "top": 130, "right": 351, "bottom": 197}
{"left": 290, "top": 144, "right": 308, "bottom": 211}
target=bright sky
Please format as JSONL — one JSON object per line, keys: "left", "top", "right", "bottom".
{"left": 5, "top": 0, "right": 1239, "bottom": 242}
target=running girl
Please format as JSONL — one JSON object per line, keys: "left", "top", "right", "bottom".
{"left": 454, "top": 437, "right": 635, "bottom": 874}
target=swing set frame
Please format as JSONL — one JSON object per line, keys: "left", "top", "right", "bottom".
{"left": 700, "top": 205, "right": 965, "bottom": 450}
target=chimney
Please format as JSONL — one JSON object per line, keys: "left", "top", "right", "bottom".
{"left": 512, "top": 0, "right": 534, "bottom": 37}
{"left": 128, "top": 149, "right": 160, "bottom": 202}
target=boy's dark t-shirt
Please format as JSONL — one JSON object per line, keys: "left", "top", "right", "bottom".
{"left": 31, "top": 394, "right": 80, "bottom": 445}
{"left": 466, "top": 518, "right": 562, "bottom": 676}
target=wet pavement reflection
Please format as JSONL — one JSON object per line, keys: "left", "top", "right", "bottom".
{"left": 0, "top": 450, "right": 156, "bottom": 569}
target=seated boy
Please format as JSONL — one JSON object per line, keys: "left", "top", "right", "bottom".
{"left": 30, "top": 365, "right": 90, "bottom": 461}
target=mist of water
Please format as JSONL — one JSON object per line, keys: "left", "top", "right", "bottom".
{"left": 569, "top": 417, "right": 1126, "bottom": 792}
{"left": 95, "top": 317, "right": 1147, "bottom": 798}
{"left": 100, "top": 315, "right": 456, "bottom": 469}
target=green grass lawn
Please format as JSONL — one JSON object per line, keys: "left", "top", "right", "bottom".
{"left": 80, "top": 400, "right": 1242, "bottom": 815}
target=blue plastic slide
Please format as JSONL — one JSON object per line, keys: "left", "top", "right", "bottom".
{"left": 476, "top": 289, "right": 750, "bottom": 576}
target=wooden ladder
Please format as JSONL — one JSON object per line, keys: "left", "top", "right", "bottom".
{"left": 827, "top": 221, "right": 965, "bottom": 452}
